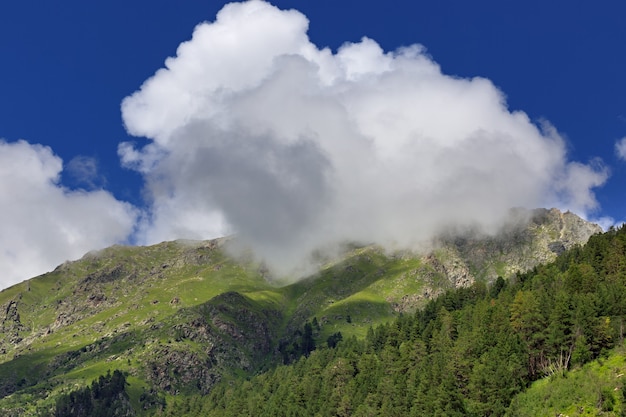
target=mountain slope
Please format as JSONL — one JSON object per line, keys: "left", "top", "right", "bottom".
{"left": 0, "top": 239, "right": 285, "bottom": 414}
{"left": 0, "top": 208, "right": 601, "bottom": 415}
{"left": 279, "top": 208, "right": 602, "bottom": 340}
{"left": 169, "top": 223, "right": 626, "bottom": 417}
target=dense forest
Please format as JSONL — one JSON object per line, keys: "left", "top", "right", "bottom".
{"left": 56, "top": 225, "right": 626, "bottom": 416}
{"left": 53, "top": 370, "right": 133, "bottom": 417}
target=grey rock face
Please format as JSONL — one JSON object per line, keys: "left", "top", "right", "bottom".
{"left": 435, "top": 207, "right": 602, "bottom": 288}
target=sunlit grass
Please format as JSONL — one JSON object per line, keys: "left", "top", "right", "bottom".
{"left": 508, "top": 346, "right": 626, "bottom": 416}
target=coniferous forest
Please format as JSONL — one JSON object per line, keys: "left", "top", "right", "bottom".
{"left": 53, "top": 370, "right": 133, "bottom": 417}
{"left": 157, "top": 225, "right": 626, "bottom": 416}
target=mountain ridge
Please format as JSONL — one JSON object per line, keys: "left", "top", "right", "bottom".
{"left": 0, "top": 207, "right": 602, "bottom": 415}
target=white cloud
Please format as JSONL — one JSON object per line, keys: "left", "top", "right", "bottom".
{"left": 616, "top": 137, "right": 626, "bottom": 161}
{"left": 553, "top": 159, "right": 608, "bottom": 213}
{"left": 66, "top": 155, "right": 103, "bottom": 189}
{"left": 0, "top": 140, "right": 138, "bottom": 288}
{"left": 120, "top": 0, "right": 608, "bottom": 276}
{"left": 589, "top": 216, "right": 621, "bottom": 232}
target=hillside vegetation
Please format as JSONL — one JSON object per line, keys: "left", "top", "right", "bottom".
{"left": 0, "top": 208, "right": 607, "bottom": 415}
{"left": 168, "top": 224, "right": 626, "bottom": 416}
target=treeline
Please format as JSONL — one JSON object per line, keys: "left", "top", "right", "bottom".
{"left": 52, "top": 370, "right": 134, "bottom": 417}
{"left": 162, "top": 225, "right": 626, "bottom": 416}
{"left": 277, "top": 318, "right": 345, "bottom": 364}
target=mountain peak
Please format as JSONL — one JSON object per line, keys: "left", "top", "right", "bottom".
{"left": 426, "top": 207, "right": 601, "bottom": 291}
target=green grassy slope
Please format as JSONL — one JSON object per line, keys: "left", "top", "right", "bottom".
{"left": 507, "top": 347, "right": 626, "bottom": 417}
{"left": 280, "top": 246, "right": 431, "bottom": 339}
{"left": 0, "top": 239, "right": 284, "bottom": 414}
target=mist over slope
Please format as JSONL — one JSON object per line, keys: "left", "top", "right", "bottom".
{"left": 119, "top": 0, "right": 608, "bottom": 277}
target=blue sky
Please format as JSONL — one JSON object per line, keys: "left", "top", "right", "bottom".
{"left": 1, "top": 0, "right": 625, "bottom": 287}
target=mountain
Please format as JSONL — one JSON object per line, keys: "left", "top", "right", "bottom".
{"left": 165, "top": 222, "right": 626, "bottom": 417}
{"left": 0, "top": 208, "right": 601, "bottom": 415}
{"left": 436, "top": 207, "right": 602, "bottom": 283}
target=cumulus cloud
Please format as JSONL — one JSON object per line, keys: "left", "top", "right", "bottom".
{"left": 120, "top": 0, "right": 608, "bottom": 275}
{"left": 0, "top": 140, "right": 138, "bottom": 287}
{"left": 616, "top": 137, "right": 626, "bottom": 161}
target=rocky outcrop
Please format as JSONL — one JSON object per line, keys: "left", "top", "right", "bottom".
{"left": 383, "top": 208, "right": 603, "bottom": 313}
{"left": 433, "top": 208, "right": 601, "bottom": 288}
{"left": 0, "top": 298, "right": 26, "bottom": 349}
{"left": 145, "top": 291, "right": 282, "bottom": 394}
{"left": 146, "top": 346, "right": 219, "bottom": 394}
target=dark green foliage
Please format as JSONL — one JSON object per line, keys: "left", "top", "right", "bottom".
{"left": 326, "top": 332, "right": 343, "bottom": 348}
{"left": 54, "top": 370, "right": 134, "bottom": 417}
{"left": 138, "top": 389, "right": 166, "bottom": 413}
{"left": 490, "top": 275, "right": 506, "bottom": 298}
{"left": 600, "top": 387, "right": 616, "bottom": 412}
{"left": 302, "top": 322, "right": 315, "bottom": 355}
{"left": 278, "top": 321, "right": 317, "bottom": 364}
